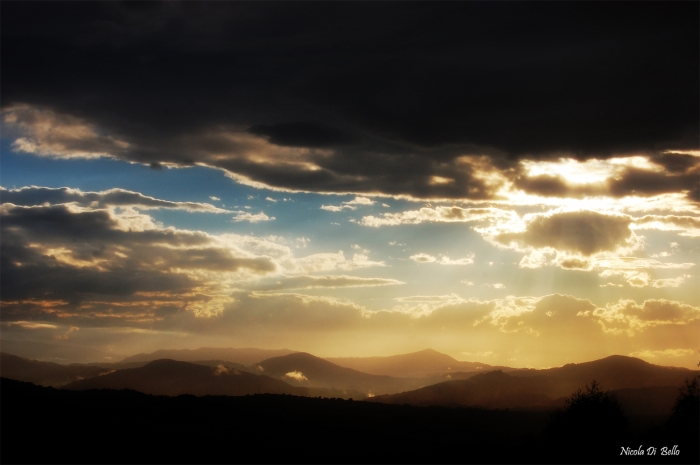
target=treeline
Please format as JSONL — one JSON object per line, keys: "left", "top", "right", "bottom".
{"left": 1, "top": 378, "right": 697, "bottom": 464}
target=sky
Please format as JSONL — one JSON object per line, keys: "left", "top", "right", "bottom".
{"left": 1, "top": 2, "right": 698, "bottom": 368}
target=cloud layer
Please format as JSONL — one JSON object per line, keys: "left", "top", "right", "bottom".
{"left": 2, "top": 3, "right": 697, "bottom": 200}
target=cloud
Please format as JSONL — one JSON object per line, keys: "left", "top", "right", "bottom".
{"left": 321, "top": 196, "right": 375, "bottom": 212}
{"left": 1, "top": 186, "right": 230, "bottom": 213}
{"left": 483, "top": 283, "right": 505, "bottom": 289}
{"left": 593, "top": 257, "right": 695, "bottom": 270}
{"left": 285, "top": 371, "right": 308, "bottom": 382}
{"left": 0, "top": 199, "right": 290, "bottom": 323}
{"left": 345, "top": 196, "right": 374, "bottom": 206}
{"left": 213, "top": 364, "right": 231, "bottom": 375}
{"left": 4, "top": 3, "right": 695, "bottom": 200}
{"left": 599, "top": 270, "right": 690, "bottom": 288}
{"left": 249, "top": 122, "right": 357, "bottom": 148}
{"left": 488, "top": 210, "right": 635, "bottom": 256}
{"left": 320, "top": 205, "right": 347, "bottom": 212}
{"left": 513, "top": 156, "right": 700, "bottom": 204}
{"left": 361, "top": 206, "right": 515, "bottom": 227}
{"left": 409, "top": 253, "right": 436, "bottom": 263}
{"left": 632, "top": 215, "right": 700, "bottom": 237}
{"left": 591, "top": 299, "right": 700, "bottom": 335}
{"left": 628, "top": 349, "right": 696, "bottom": 359}
{"left": 232, "top": 211, "right": 275, "bottom": 223}
{"left": 2, "top": 105, "right": 130, "bottom": 159}
{"left": 293, "top": 251, "right": 385, "bottom": 272}
{"left": 2, "top": 321, "right": 59, "bottom": 330}
{"left": 409, "top": 253, "right": 474, "bottom": 265}
{"left": 248, "top": 275, "right": 404, "bottom": 291}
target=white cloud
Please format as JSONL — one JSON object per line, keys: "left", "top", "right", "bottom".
{"left": 321, "top": 196, "right": 375, "bottom": 212}
{"left": 410, "top": 253, "right": 474, "bottom": 265}
{"left": 320, "top": 205, "right": 346, "bottom": 212}
{"left": 209, "top": 196, "right": 220, "bottom": 201}
{"left": 293, "top": 251, "right": 385, "bottom": 273}
{"left": 437, "top": 255, "right": 475, "bottom": 266}
{"left": 599, "top": 270, "right": 690, "bottom": 288}
{"left": 345, "top": 196, "right": 374, "bottom": 206}
{"left": 631, "top": 215, "right": 700, "bottom": 237}
{"left": 285, "top": 371, "right": 308, "bottom": 382}
{"left": 232, "top": 211, "right": 275, "bottom": 223}
{"left": 361, "top": 206, "right": 515, "bottom": 227}
{"left": 483, "top": 283, "right": 505, "bottom": 289}
{"left": 410, "top": 253, "right": 437, "bottom": 263}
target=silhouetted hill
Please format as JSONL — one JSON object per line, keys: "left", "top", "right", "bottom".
{"left": 0, "top": 352, "right": 110, "bottom": 387}
{"left": 369, "top": 356, "right": 699, "bottom": 411}
{"left": 326, "top": 348, "right": 509, "bottom": 378}
{"left": 63, "top": 359, "right": 306, "bottom": 396}
{"left": 0, "top": 339, "right": 124, "bottom": 363}
{"left": 120, "top": 347, "right": 296, "bottom": 365}
{"left": 5, "top": 377, "right": 696, "bottom": 464}
{"left": 256, "top": 352, "right": 426, "bottom": 395}
{"left": 368, "top": 370, "right": 554, "bottom": 409}
{"left": 67, "top": 358, "right": 253, "bottom": 374}
{"left": 510, "top": 355, "right": 697, "bottom": 397}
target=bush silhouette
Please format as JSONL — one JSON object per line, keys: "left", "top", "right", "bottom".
{"left": 544, "top": 380, "right": 627, "bottom": 454}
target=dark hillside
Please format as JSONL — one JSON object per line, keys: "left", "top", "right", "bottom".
{"left": 63, "top": 359, "right": 305, "bottom": 396}
{"left": 0, "top": 352, "right": 110, "bottom": 386}
{"left": 3, "top": 378, "right": 696, "bottom": 464}
{"left": 120, "top": 347, "right": 296, "bottom": 365}
{"left": 326, "top": 348, "right": 507, "bottom": 378}
{"left": 256, "top": 352, "right": 426, "bottom": 395}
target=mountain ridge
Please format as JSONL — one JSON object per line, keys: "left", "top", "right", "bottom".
{"left": 62, "top": 358, "right": 307, "bottom": 397}
{"left": 367, "top": 355, "right": 699, "bottom": 410}
{"left": 120, "top": 347, "right": 296, "bottom": 365}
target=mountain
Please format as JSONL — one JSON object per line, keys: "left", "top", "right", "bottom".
{"left": 368, "top": 355, "right": 698, "bottom": 411}
{"left": 510, "top": 355, "right": 697, "bottom": 397}
{"left": 120, "top": 347, "right": 296, "bottom": 365}
{"left": 326, "top": 348, "right": 507, "bottom": 378}
{"left": 0, "top": 339, "right": 124, "bottom": 363}
{"left": 256, "top": 352, "right": 427, "bottom": 396}
{"left": 0, "top": 352, "right": 111, "bottom": 387}
{"left": 63, "top": 359, "right": 306, "bottom": 396}
{"left": 368, "top": 370, "right": 554, "bottom": 409}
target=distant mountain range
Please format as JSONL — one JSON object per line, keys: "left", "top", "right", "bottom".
{"left": 0, "top": 352, "right": 112, "bottom": 387}
{"left": 1, "top": 349, "right": 696, "bottom": 417}
{"left": 367, "top": 355, "right": 698, "bottom": 413}
{"left": 326, "top": 348, "right": 511, "bottom": 378}
{"left": 120, "top": 347, "right": 296, "bottom": 365}
{"left": 254, "top": 352, "right": 427, "bottom": 395}
{"left": 63, "top": 359, "right": 306, "bottom": 396}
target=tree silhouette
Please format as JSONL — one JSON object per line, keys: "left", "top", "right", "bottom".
{"left": 543, "top": 380, "right": 627, "bottom": 457}
{"left": 665, "top": 370, "right": 699, "bottom": 444}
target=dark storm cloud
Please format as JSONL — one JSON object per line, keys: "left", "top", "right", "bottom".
{"left": 2, "top": 2, "right": 697, "bottom": 198}
{"left": 249, "top": 122, "right": 358, "bottom": 148}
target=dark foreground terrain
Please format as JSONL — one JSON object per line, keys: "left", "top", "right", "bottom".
{"left": 2, "top": 378, "right": 697, "bottom": 464}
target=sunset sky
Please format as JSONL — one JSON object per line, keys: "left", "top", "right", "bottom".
{"left": 1, "top": 2, "right": 698, "bottom": 368}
